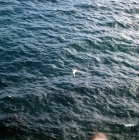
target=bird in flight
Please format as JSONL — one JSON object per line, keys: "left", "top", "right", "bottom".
{"left": 72, "top": 69, "right": 79, "bottom": 77}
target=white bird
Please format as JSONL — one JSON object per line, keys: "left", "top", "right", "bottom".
{"left": 72, "top": 69, "right": 79, "bottom": 77}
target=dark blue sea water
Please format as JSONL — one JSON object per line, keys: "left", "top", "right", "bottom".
{"left": 0, "top": 0, "right": 139, "bottom": 140}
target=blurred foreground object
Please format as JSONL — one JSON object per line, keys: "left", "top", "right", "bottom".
{"left": 89, "top": 132, "right": 108, "bottom": 140}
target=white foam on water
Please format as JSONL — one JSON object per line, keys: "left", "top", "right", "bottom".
{"left": 124, "top": 124, "right": 135, "bottom": 127}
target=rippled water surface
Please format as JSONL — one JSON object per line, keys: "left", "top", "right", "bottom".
{"left": 0, "top": 0, "right": 139, "bottom": 139}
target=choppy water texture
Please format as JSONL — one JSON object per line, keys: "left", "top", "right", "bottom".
{"left": 0, "top": 0, "right": 139, "bottom": 140}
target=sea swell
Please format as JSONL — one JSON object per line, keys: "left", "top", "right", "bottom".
{"left": 0, "top": 0, "right": 139, "bottom": 140}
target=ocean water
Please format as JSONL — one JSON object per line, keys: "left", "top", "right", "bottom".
{"left": 0, "top": 0, "right": 139, "bottom": 139}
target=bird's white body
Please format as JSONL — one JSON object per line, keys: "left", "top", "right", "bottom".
{"left": 72, "top": 69, "right": 78, "bottom": 76}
